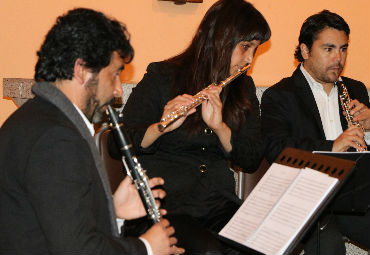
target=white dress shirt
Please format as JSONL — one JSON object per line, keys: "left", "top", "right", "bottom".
{"left": 73, "top": 104, "right": 153, "bottom": 255}
{"left": 300, "top": 65, "right": 343, "bottom": 140}
{"left": 300, "top": 65, "right": 370, "bottom": 145}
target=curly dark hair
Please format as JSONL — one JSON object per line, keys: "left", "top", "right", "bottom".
{"left": 294, "top": 10, "right": 350, "bottom": 62}
{"left": 167, "top": 0, "right": 270, "bottom": 134}
{"left": 35, "top": 8, "right": 134, "bottom": 81}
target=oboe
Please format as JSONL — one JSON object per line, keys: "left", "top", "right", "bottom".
{"left": 158, "top": 64, "right": 251, "bottom": 131}
{"left": 106, "top": 105, "right": 161, "bottom": 223}
{"left": 336, "top": 80, "right": 368, "bottom": 152}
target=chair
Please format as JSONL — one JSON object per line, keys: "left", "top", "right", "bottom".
{"left": 234, "top": 158, "right": 270, "bottom": 200}
{"left": 95, "top": 124, "right": 126, "bottom": 193}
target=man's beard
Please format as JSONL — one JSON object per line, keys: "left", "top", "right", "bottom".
{"left": 324, "top": 63, "right": 344, "bottom": 83}
{"left": 83, "top": 76, "right": 114, "bottom": 124}
{"left": 90, "top": 97, "right": 115, "bottom": 124}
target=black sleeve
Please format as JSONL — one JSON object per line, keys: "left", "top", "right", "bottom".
{"left": 122, "top": 63, "right": 170, "bottom": 155}
{"left": 27, "top": 127, "right": 147, "bottom": 254}
{"left": 261, "top": 87, "right": 333, "bottom": 164}
{"left": 108, "top": 63, "right": 169, "bottom": 159}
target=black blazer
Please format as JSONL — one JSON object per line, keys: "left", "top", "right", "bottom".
{"left": 261, "top": 65, "right": 370, "bottom": 163}
{"left": 118, "top": 62, "right": 264, "bottom": 218}
{"left": 0, "top": 83, "right": 145, "bottom": 254}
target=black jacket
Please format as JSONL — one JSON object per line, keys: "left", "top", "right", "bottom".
{"left": 0, "top": 82, "right": 146, "bottom": 254}
{"left": 261, "top": 65, "right": 370, "bottom": 163}
{"left": 118, "top": 62, "right": 264, "bottom": 218}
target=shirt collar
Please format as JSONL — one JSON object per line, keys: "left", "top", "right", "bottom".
{"left": 300, "top": 64, "right": 323, "bottom": 90}
{"left": 73, "top": 104, "right": 95, "bottom": 136}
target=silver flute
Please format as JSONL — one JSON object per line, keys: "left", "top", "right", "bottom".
{"left": 158, "top": 64, "right": 251, "bottom": 131}
{"left": 106, "top": 105, "right": 161, "bottom": 223}
{"left": 335, "top": 80, "right": 368, "bottom": 152}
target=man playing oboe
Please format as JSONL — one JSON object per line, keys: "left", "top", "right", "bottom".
{"left": 261, "top": 10, "right": 370, "bottom": 255}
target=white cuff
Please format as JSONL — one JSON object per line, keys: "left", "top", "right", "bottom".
{"left": 365, "top": 131, "right": 370, "bottom": 145}
{"left": 116, "top": 218, "right": 125, "bottom": 234}
{"left": 116, "top": 218, "right": 152, "bottom": 255}
{"left": 139, "top": 237, "right": 153, "bottom": 255}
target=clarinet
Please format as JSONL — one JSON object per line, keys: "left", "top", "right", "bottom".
{"left": 336, "top": 80, "right": 368, "bottom": 152}
{"left": 158, "top": 64, "right": 251, "bottom": 131}
{"left": 106, "top": 105, "right": 161, "bottom": 223}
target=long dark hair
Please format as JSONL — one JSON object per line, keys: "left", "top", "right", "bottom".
{"left": 35, "top": 8, "right": 134, "bottom": 82}
{"left": 167, "top": 0, "right": 270, "bottom": 134}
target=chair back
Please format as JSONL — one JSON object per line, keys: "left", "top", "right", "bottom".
{"left": 95, "top": 125, "right": 126, "bottom": 193}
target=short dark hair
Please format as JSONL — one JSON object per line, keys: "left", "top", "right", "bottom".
{"left": 294, "top": 10, "right": 350, "bottom": 62}
{"left": 35, "top": 8, "right": 134, "bottom": 81}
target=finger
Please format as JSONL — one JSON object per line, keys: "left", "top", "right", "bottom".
{"left": 349, "top": 100, "right": 366, "bottom": 114}
{"left": 204, "top": 85, "right": 222, "bottom": 92}
{"left": 355, "top": 137, "right": 367, "bottom": 148}
{"left": 166, "top": 226, "right": 175, "bottom": 236}
{"left": 348, "top": 135, "right": 366, "bottom": 151}
{"left": 202, "top": 88, "right": 222, "bottom": 101}
{"left": 202, "top": 88, "right": 221, "bottom": 98}
{"left": 171, "top": 245, "right": 185, "bottom": 255}
{"left": 182, "top": 94, "right": 197, "bottom": 101}
{"left": 351, "top": 141, "right": 366, "bottom": 152}
{"left": 152, "top": 189, "right": 166, "bottom": 199}
{"left": 148, "top": 177, "right": 164, "bottom": 187}
{"left": 169, "top": 236, "right": 178, "bottom": 246}
{"left": 159, "top": 209, "right": 167, "bottom": 215}
{"left": 154, "top": 200, "right": 161, "bottom": 210}
{"left": 174, "top": 95, "right": 196, "bottom": 106}
{"left": 344, "top": 125, "right": 360, "bottom": 133}
{"left": 353, "top": 108, "right": 370, "bottom": 122}
{"left": 206, "top": 93, "right": 222, "bottom": 108}
{"left": 343, "top": 128, "right": 364, "bottom": 141}
{"left": 351, "top": 105, "right": 364, "bottom": 116}
{"left": 347, "top": 99, "right": 359, "bottom": 109}
{"left": 165, "top": 96, "right": 193, "bottom": 110}
{"left": 197, "top": 92, "right": 208, "bottom": 101}
{"left": 345, "top": 125, "right": 362, "bottom": 135}
{"left": 113, "top": 175, "right": 135, "bottom": 196}
{"left": 159, "top": 218, "right": 170, "bottom": 228}
{"left": 186, "top": 108, "right": 196, "bottom": 116}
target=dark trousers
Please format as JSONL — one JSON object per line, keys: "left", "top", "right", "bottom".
{"left": 123, "top": 200, "right": 251, "bottom": 255}
{"left": 303, "top": 153, "right": 370, "bottom": 255}
{"left": 303, "top": 210, "right": 370, "bottom": 255}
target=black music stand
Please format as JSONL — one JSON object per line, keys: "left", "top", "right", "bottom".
{"left": 219, "top": 147, "right": 357, "bottom": 255}
{"left": 313, "top": 151, "right": 370, "bottom": 214}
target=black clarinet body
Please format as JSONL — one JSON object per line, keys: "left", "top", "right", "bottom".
{"left": 106, "top": 105, "right": 161, "bottom": 224}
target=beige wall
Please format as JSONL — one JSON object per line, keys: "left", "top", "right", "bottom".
{"left": 1, "top": 0, "right": 369, "bottom": 125}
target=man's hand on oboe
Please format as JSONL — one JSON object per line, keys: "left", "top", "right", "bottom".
{"left": 348, "top": 99, "right": 370, "bottom": 131}
{"left": 113, "top": 176, "right": 166, "bottom": 220}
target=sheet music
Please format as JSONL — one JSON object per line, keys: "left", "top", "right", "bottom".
{"left": 219, "top": 165, "right": 338, "bottom": 255}
{"left": 219, "top": 163, "right": 300, "bottom": 244}
{"left": 247, "top": 168, "right": 338, "bottom": 255}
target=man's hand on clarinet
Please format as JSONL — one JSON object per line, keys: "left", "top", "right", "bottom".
{"left": 141, "top": 219, "right": 185, "bottom": 255}
{"left": 113, "top": 176, "right": 166, "bottom": 220}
